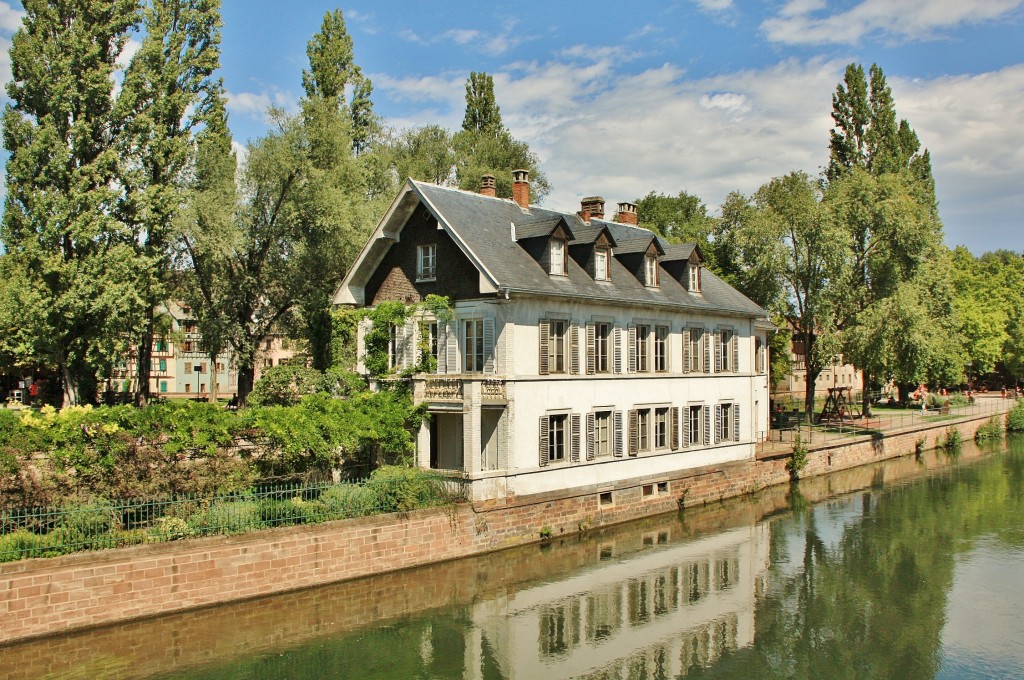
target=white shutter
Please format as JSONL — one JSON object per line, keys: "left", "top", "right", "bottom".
{"left": 570, "top": 322, "right": 580, "bottom": 375}
{"left": 586, "top": 412, "right": 595, "bottom": 461}
{"left": 539, "top": 416, "right": 549, "bottom": 467}
{"left": 613, "top": 411, "right": 624, "bottom": 457}
{"left": 715, "top": 404, "right": 723, "bottom": 443}
{"left": 671, "top": 407, "right": 680, "bottom": 451}
{"left": 539, "top": 319, "right": 549, "bottom": 375}
{"left": 570, "top": 414, "right": 581, "bottom": 462}
{"left": 682, "top": 328, "right": 691, "bottom": 374}
{"left": 734, "top": 404, "right": 741, "bottom": 442}
{"left": 586, "top": 323, "right": 596, "bottom": 375}
{"left": 613, "top": 327, "right": 623, "bottom": 374}
{"left": 445, "top": 321, "right": 459, "bottom": 374}
{"left": 402, "top": 318, "right": 416, "bottom": 369}
{"left": 704, "top": 406, "right": 712, "bottom": 446}
{"left": 628, "top": 325, "right": 637, "bottom": 373}
{"left": 704, "top": 330, "right": 712, "bottom": 374}
{"left": 628, "top": 409, "right": 639, "bottom": 456}
{"left": 682, "top": 407, "right": 691, "bottom": 449}
{"left": 732, "top": 333, "right": 740, "bottom": 373}
{"left": 483, "top": 318, "right": 495, "bottom": 374}
{"left": 714, "top": 331, "right": 723, "bottom": 373}
{"left": 436, "top": 324, "right": 447, "bottom": 374}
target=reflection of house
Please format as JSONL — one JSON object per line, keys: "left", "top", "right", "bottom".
{"left": 467, "top": 522, "right": 771, "bottom": 678}
{"left": 775, "top": 337, "right": 863, "bottom": 401}
{"left": 335, "top": 172, "right": 773, "bottom": 501}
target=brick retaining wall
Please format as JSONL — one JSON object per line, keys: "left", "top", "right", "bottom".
{"left": 0, "top": 411, "right": 997, "bottom": 645}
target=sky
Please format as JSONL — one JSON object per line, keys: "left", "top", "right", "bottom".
{"left": 1, "top": 0, "right": 1022, "bottom": 254}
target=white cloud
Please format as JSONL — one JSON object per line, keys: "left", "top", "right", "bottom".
{"left": 693, "top": 0, "right": 734, "bottom": 11}
{"left": 763, "top": 0, "right": 1024, "bottom": 45}
{"left": 0, "top": 2, "right": 23, "bottom": 33}
{"left": 225, "top": 88, "right": 297, "bottom": 122}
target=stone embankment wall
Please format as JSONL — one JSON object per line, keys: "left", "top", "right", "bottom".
{"left": 0, "top": 412, "right": 997, "bottom": 645}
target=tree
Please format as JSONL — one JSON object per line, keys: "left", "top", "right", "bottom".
{"left": 302, "top": 9, "right": 377, "bottom": 155}
{"left": 117, "top": 0, "right": 227, "bottom": 405}
{"left": 461, "top": 71, "right": 502, "bottom": 136}
{"left": 723, "top": 173, "right": 850, "bottom": 418}
{"left": 2, "top": 0, "right": 141, "bottom": 406}
{"left": 634, "top": 190, "right": 717, "bottom": 265}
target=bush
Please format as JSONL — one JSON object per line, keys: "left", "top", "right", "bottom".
{"left": 364, "top": 465, "right": 451, "bottom": 513}
{"left": 948, "top": 393, "right": 969, "bottom": 407}
{"left": 187, "top": 500, "right": 263, "bottom": 536}
{"left": 1007, "top": 400, "right": 1024, "bottom": 433}
{"left": 318, "top": 483, "right": 377, "bottom": 519}
{"left": 941, "top": 427, "right": 962, "bottom": 451}
{"left": 0, "top": 530, "right": 48, "bottom": 562}
{"left": 975, "top": 417, "right": 1004, "bottom": 441}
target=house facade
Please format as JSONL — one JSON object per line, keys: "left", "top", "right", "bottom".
{"left": 335, "top": 172, "right": 772, "bottom": 502}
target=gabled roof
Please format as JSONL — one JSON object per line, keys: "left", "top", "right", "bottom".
{"left": 662, "top": 243, "right": 701, "bottom": 262}
{"left": 513, "top": 215, "right": 575, "bottom": 241}
{"left": 335, "top": 179, "right": 767, "bottom": 320}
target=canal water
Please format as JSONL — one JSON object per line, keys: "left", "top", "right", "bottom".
{"left": 4, "top": 437, "right": 1023, "bottom": 680}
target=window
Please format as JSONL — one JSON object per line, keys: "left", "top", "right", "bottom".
{"left": 417, "top": 244, "right": 436, "bottom": 281}
{"left": 718, "top": 329, "right": 737, "bottom": 372}
{"left": 546, "top": 319, "right": 568, "bottom": 374}
{"left": 217, "top": 362, "right": 224, "bottom": 373}
{"left": 550, "top": 239, "right": 566, "bottom": 276}
{"left": 200, "top": 362, "right": 207, "bottom": 374}
{"left": 635, "top": 324, "right": 650, "bottom": 372}
{"left": 637, "top": 409, "right": 650, "bottom": 451}
{"left": 717, "top": 403, "right": 740, "bottom": 443}
{"left": 464, "top": 319, "right": 484, "bottom": 373}
{"left": 160, "top": 381, "right": 167, "bottom": 393}
{"left": 594, "top": 248, "right": 609, "bottom": 281}
{"left": 687, "top": 263, "right": 700, "bottom": 292}
{"left": 755, "top": 336, "right": 766, "bottom": 374}
{"left": 644, "top": 254, "right": 659, "bottom": 287}
{"left": 685, "top": 327, "right": 704, "bottom": 373}
{"left": 688, "top": 405, "right": 703, "bottom": 446}
{"left": 594, "top": 322, "right": 611, "bottom": 373}
{"left": 594, "top": 410, "right": 611, "bottom": 457}
{"left": 655, "top": 407, "right": 670, "bottom": 449}
{"left": 184, "top": 340, "right": 196, "bottom": 352}
{"left": 420, "top": 321, "right": 439, "bottom": 368}
{"left": 159, "top": 359, "right": 167, "bottom": 372}
{"left": 184, "top": 362, "right": 192, "bottom": 373}
{"left": 540, "top": 413, "right": 574, "bottom": 464}
{"left": 654, "top": 326, "right": 669, "bottom": 372}
{"left": 184, "top": 384, "right": 192, "bottom": 393}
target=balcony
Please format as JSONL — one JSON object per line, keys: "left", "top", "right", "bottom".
{"left": 423, "top": 377, "right": 463, "bottom": 401}
{"left": 417, "top": 376, "right": 508, "bottom": 405}
{"left": 481, "top": 379, "right": 506, "bottom": 402}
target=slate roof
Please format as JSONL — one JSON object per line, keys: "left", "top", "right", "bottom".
{"left": 414, "top": 181, "right": 768, "bottom": 319}
{"left": 339, "top": 179, "right": 768, "bottom": 320}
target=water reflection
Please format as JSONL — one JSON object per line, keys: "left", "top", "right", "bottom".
{"left": 3, "top": 438, "right": 1023, "bottom": 680}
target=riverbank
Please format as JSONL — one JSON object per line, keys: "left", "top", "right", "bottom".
{"left": 0, "top": 398, "right": 1011, "bottom": 645}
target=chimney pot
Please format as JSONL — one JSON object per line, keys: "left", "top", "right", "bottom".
{"left": 617, "top": 202, "right": 638, "bottom": 225}
{"left": 512, "top": 169, "right": 530, "bottom": 209}
{"left": 480, "top": 174, "right": 496, "bottom": 197}
{"left": 580, "top": 196, "right": 605, "bottom": 221}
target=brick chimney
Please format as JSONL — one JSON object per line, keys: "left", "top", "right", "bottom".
{"left": 512, "top": 169, "right": 530, "bottom": 209}
{"left": 580, "top": 196, "right": 605, "bottom": 222}
{"left": 480, "top": 174, "right": 496, "bottom": 197}
{"left": 616, "top": 202, "right": 638, "bottom": 225}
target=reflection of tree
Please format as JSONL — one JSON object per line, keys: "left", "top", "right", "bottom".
{"left": 690, "top": 439, "right": 1024, "bottom": 679}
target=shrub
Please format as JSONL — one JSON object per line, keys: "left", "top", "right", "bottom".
{"left": 364, "top": 465, "right": 451, "bottom": 513}
{"left": 187, "top": 500, "right": 263, "bottom": 536}
{"left": 59, "top": 501, "right": 118, "bottom": 538}
{"left": 786, "top": 433, "right": 809, "bottom": 479}
{"left": 1007, "top": 400, "right": 1024, "bottom": 433}
{"left": 941, "top": 427, "right": 962, "bottom": 451}
{"left": 248, "top": 365, "right": 331, "bottom": 407}
{"left": 318, "top": 483, "right": 377, "bottom": 519}
{"left": 948, "top": 393, "right": 969, "bottom": 407}
{"left": 975, "top": 416, "right": 1004, "bottom": 441}
{"left": 147, "top": 517, "right": 192, "bottom": 542}
{"left": 0, "top": 530, "right": 47, "bottom": 562}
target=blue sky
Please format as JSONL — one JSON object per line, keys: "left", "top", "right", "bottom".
{"left": 2, "top": 1, "right": 1023, "bottom": 253}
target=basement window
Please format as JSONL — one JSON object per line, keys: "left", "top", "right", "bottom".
{"left": 599, "top": 491, "right": 613, "bottom": 506}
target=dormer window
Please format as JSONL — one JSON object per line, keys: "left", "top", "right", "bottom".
{"left": 549, "top": 238, "right": 567, "bottom": 276}
{"left": 594, "top": 248, "right": 609, "bottom": 281}
{"left": 644, "top": 254, "right": 659, "bottom": 287}
{"left": 686, "top": 262, "right": 701, "bottom": 292}
{"left": 417, "top": 244, "right": 436, "bottom": 281}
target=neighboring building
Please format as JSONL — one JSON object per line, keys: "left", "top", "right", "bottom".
{"left": 335, "top": 172, "right": 772, "bottom": 501}
{"left": 254, "top": 334, "right": 296, "bottom": 382}
{"left": 774, "top": 337, "right": 863, "bottom": 403}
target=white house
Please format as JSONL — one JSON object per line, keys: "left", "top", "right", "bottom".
{"left": 334, "top": 171, "right": 772, "bottom": 502}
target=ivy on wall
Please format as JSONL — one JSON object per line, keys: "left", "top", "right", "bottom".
{"left": 360, "top": 295, "right": 453, "bottom": 379}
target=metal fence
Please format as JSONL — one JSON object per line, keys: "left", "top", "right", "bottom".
{"left": 757, "top": 394, "right": 1016, "bottom": 456}
{"left": 0, "top": 474, "right": 466, "bottom": 563}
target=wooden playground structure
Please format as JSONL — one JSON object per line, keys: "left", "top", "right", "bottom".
{"left": 816, "top": 386, "right": 861, "bottom": 424}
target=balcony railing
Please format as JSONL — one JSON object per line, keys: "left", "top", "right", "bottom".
{"left": 423, "top": 378, "right": 463, "bottom": 401}
{"left": 481, "top": 379, "right": 506, "bottom": 401}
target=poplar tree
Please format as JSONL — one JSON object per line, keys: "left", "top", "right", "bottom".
{"left": 118, "top": 0, "right": 227, "bottom": 405}
{"left": 2, "top": 0, "right": 141, "bottom": 406}
{"left": 461, "top": 71, "right": 502, "bottom": 136}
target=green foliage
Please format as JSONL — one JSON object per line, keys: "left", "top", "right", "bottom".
{"left": 941, "top": 427, "right": 962, "bottom": 451}
{"left": 1007, "top": 401, "right": 1024, "bottom": 433}
{"left": 188, "top": 500, "right": 264, "bottom": 536}
{"left": 787, "top": 433, "right": 810, "bottom": 478}
{"left": 249, "top": 365, "right": 335, "bottom": 406}
{"left": 363, "top": 301, "right": 410, "bottom": 377}
{"left": 975, "top": 417, "right": 1004, "bottom": 441}
{"left": 914, "top": 436, "right": 927, "bottom": 457}
{"left": 363, "top": 465, "right": 454, "bottom": 513}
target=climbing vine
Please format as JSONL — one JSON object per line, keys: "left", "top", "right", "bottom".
{"left": 361, "top": 296, "right": 454, "bottom": 379}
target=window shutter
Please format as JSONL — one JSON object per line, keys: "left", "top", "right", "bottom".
{"left": 539, "top": 416, "right": 549, "bottom": 467}
{"left": 613, "top": 327, "right": 623, "bottom": 374}
{"left": 570, "top": 414, "right": 581, "bottom": 462}
{"left": 682, "top": 329, "right": 691, "bottom": 374}
{"left": 613, "top": 411, "right": 624, "bottom": 457}
{"left": 586, "top": 324, "right": 596, "bottom": 374}
{"left": 715, "top": 404, "right": 723, "bottom": 443}
{"left": 628, "top": 409, "right": 639, "bottom": 456}
{"left": 734, "top": 404, "right": 741, "bottom": 442}
{"left": 445, "top": 321, "right": 459, "bottom": 374}
{"left": 704, "top": 330, "right": 712, "bottom": 374}
{"left": 671, "top": 407, "right": 680, "bottom": 451}
{"left": 628, "top": 325, "right": 637, "bottom": 373}
{"left": 714, "top": 331, "right": 723, "bottom": 373}
{"left": 704, "top": 406, "right": 712, "bottom": 446}
{"left": 732, "top": 333, "right": 740, "bottom": 373}
{"left": 586, "top": 412, "right": 596, "bottom": 460}
{"left": 570, "top": 322, "right": 580, "bottom": 375}
{"left": 403, "top": 318, "right": 416, "bottom": 369}
{"left": 539, "top": 320, "right": 549, "bottom": 375}
{"left": 483, "top": 318, "right": 496, "bottom": 374}
{"left": 682, "top": 408, "right": 691, "bottom": 448}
